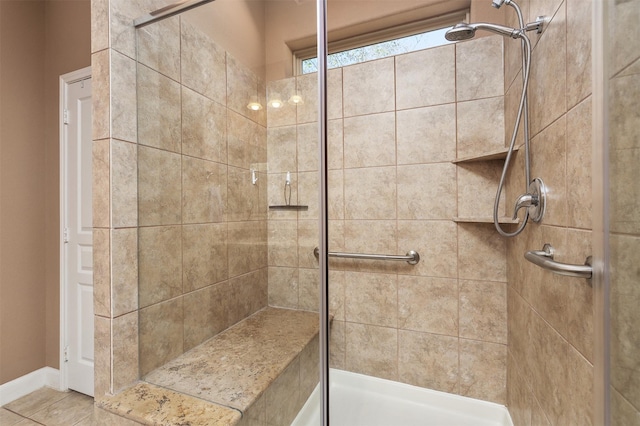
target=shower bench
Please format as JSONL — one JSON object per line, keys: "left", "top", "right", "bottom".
{"left": 98, "top": 307, "right": 320, "bottom": 425}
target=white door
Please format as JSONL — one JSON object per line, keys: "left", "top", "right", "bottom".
{"left": 62, "top": 73, "right": 94, "bottom": 396}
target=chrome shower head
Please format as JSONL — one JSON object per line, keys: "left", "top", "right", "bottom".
{"left": 492, "top": 0, "right": 507, "bottom": 8}
{"left": 445, "top": 22, "right": 523, "bottom": 41}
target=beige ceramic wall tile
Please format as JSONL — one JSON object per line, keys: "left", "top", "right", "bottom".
{"left": 503, "top": 73, "right": 525, "bottom": 150}
{"left": 345, "top": 271, "right": 397, "bottom": 327}
{"left": 398, "top": 275, "right": 458, "bottom": 336}
{"left": 459, "top": 339, "right": 507, "bottom": 404}
{"left": 183, "top": 283, "right": 230, "bottom": 351}
{"left": 91, "top": 0, "right": 109, "bottom": 54}
{"left": 297, "top": 220, "right": 318, "bottom": 269}
{"left": 397, "top": 163, "right": 456, "bottom": 220}
{"left": 564, "top": 230, "right": 594, "bottom": 361}
{"left": 398, "top": 330, "right": 458, "bottom": 393}
{"left": 227, "top": 166, "right": 260, "bottom": 222}
{"left": 460, "top": 280, "right": 507, "bottom": 344}
{"left": 328, "top": 68, "right": 344, "bottom": 120}
{"left": 507, "top": 352, "right": 534, "bottom": 426}
{"left": 457, "top": 161, "right": 506, "bottom": 219}
{"left": 227, "top": 54, "right": 261, "bottom": 121}
{"left": 298, "top": 268, "right": 319, "bottom": 312}
{"left": 138, "top": 146, "right": 182, "bottom": 226}
{"left": 93, "top": 139, "right": 110, "bottom": 228}
{"left": 396, "top": 104, "right": 456, "bottom": 165}
{"left": 344, "top": 113, "right": 396, "bottom": 168}
{"left": 330, "top": 320, "right": 346, "bottom": 369}
{"left": 237, "top": 393, "right": 265, "bottom": 426}
{"left": 456, "top": 36, "right": 503, "bottom": 102}
{"left": 111, "top": 50, "right": 137, "bottom": 143}
{"left": 181, "top": 20, "right": 226, "bottom": 105}
{"left": 344, "top": 167, "right": 396, "bottom": 220}
{"left": 267, "top": 126, "right": 297, "bottom": 173}
{"left": 456, "top": 97, "right": 505, "bottom": 159}
{"left": 529, "top": 5, "right": 567, "bottom": 136}
{"left": 458, "top": 224, "right": 506, "bottom": 282}
{"left": 267, "top": 78, "right": 296, "bottom": 127}
{"left": 268, "top": 266, "right": 299, "bottom": 309}
{"left": 138, "top": 226, "right": 182, "bottom": 309}
{"left": 610, "top": 148, "right": 640, "bottom": 235}
{"left": 344, "top": 220, "right": 397, "bottom": 257}
{"left": 395, "top": 45, "right": 455, "bottom": 110}
{"left": 611, "top": 73, "right": 640, "bottom": 151}
{"left": 227, "top": 269, "right": 267, "bottom": 325}
{"left": 610, "top": 234, "right": 640, "bottom": 408}
{"left": 112, "top": 312, "right": 139, "bottom": 392}
{"left": 228, "top": 110, "right": 263, "bottom": 170}
{"left": 228, "top": 221, "right": 267, "bottom": 277}
{"left": 296, "top": 73, "right": 317, "bottom": 124}
{"left": 93, "top": 228, "right": 110, "bottom": 317}
{"left": 182, "top": 87, "right": 227, "bottom": 162}
{"left": 111, "top": 228, "right": 138, "bottom": 316}
{"left": 529, "top": 310, "right": 568, "bottom": 426}
{"left": 265, "top": 358, "right": 302, "bottom": 426}
{"left": 111, "top": 140, "right": 138, "bottom": 228}
{"left": 397, "top": 220, "right": 457, "bottom": 278}
{"left": 182, "top": 223, "right": 228, "bottom": 292}
{"left": 109, "top": 0, "right": 142, "bottom": 58}
{"left": 610, "top": 0, "right": 640, "bottom": 76}
{"left": 297, "top": 171, "right": 319, "bottom": 220}
{"left": 328, "top": 169, "right": 345, "bottom": 220}
{"left": 346, "top": 323, "right": 398, "bottom": 381}
{"left": 182, "top": 156, "right": 227, "bottom": 224}
{"left": 296, "top": 122, "right": 318, "bottom": 172}
{"left": 566, "top": 346, "right": 594, "bottom": 425}
{"left": 566, "top": 97, "right": 592, "bottom": 229}
{"left": 531, "top": 115, "right": 567, "bottom": 226}
{"left": 566, "top": 0, "right": 591, "bottom": 109}
{"left": 343, "top": 58, "right": 395, "bottom": 117}
{"left": 94, "top": 316, "right": 111, "bottom": 400}
{"left": 136, "top": 15, "right": 181, "bottom": 81}
{"left": 92, "top": 50, "right": 110, "bottom": 141}
{"left": 139, "top": 297, "right": 184, "bottom": 376}
{"left": 611, "top": 387, "right": 640, "bottom": 426}
{"left": 507, "top": 286, "right": 535, "bottom": 387}
{"left": 268, "top": 220, "right": 298, "bottom": 267}
{"left": 329, "top": 270, "right": 346, "bottom": 321}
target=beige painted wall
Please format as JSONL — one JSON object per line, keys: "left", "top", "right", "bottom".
{"left": 0, "top": 0, "right": 90, "bottom": 386}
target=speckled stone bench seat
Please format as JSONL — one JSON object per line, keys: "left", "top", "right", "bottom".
{"left": 99, "top": 307, "right": 320, "bottom": 425}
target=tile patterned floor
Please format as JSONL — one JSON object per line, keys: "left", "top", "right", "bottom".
{"left": 0, "top": 387, "right": 94, "bottom": 426}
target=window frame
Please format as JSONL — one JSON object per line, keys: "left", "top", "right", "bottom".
{"left": 293, "top": 10, "right": 469, "bottom": 75}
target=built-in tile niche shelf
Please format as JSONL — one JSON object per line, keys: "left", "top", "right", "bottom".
{"left": 452, "top": 146, "right": 519, "bottom": 164}
{"left": 453, "top": 216, "right": 519, "bottom": 224}
{"left": 269, "top": 205, "right": 309, "bottom": 210}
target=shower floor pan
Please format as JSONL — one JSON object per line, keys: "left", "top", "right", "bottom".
{"left": 292, "top": 369, "right": 514, "bottom": 426}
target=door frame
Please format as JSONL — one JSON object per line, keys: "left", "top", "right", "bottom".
{"left": 59, "top": 66, "right": 92, "bottom": 392}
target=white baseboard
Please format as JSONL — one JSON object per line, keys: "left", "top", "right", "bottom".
{"left": 0, "top": 367, "right": 61, "bottom": 406}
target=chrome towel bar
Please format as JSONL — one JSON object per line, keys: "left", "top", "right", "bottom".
{"left": 524, "top": 244, "right": 592, "bottom": 280}
{"left": 313, "top": 247, "right": 420, "bottom": 265}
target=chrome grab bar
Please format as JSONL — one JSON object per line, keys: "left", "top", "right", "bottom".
{"left": 524, "top": 244, "right": 592, "bottom": 280}
{"left": 313, "top": 247, "right": 420, "bottom": 265}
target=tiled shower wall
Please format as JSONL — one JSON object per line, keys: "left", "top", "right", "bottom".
{"left": 266, "top": 36, "right": 511, "bottom": 404}
{"left": 91, "top": 0, "right": 268, "bottom": 400}
{"left": 608, "top": 0, "right": 640, "bottom": 422}
{"left": 503, "top": 0, "right": 595, "bottom": 425}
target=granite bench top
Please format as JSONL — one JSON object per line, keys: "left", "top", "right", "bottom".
{"left": 143, "top": 307, "right": 319, "bottom": 412}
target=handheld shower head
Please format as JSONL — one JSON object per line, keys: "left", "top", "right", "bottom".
{"left": 491, "top": 0, "right": 507, "bottom": 8}
{"left": 445, "top": 22, "right": 524, "bottom": 41}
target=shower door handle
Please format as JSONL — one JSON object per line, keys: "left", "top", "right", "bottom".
{"left": 524, "top": 244, "right": 592, "bottom": 280}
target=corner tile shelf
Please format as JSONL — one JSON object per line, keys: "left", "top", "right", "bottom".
{"left": 453, "top": 216, "right": 519, "bottom": 224}
{"left": 452, "top": 146, "right": 519, "bottom": 163}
